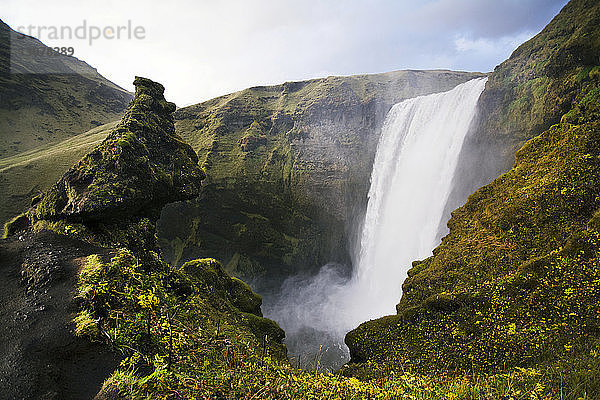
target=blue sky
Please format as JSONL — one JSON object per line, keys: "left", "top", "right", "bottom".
{"left": 4, "top": 0, "right": 568, "bottom": 106}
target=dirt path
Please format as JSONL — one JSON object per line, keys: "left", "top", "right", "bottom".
{"left": 0, "top": 230, "right": 119, "bottom": 400}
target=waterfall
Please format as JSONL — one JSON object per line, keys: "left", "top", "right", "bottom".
{"left": 263, "top": 77, "right": 488, "bottom": 371}
{"left": 349, "top": 76, "right": 488, "bottom": 320}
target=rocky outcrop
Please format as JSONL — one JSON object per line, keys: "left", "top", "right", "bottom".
{"left": 1, "top": 78, "right": 285, "bottom": 398}
{"left": 31, "top": 77, "right": 204, "bottom": 224}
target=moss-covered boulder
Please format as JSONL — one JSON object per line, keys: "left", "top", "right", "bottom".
{"left": 2, "top": 212, "right": 31, "bottom": 238}
{"left": 182, "top": 258, "right": 263, "bottom": 316}
{"left": 32, "top": 77, "right": 204, "bottom": 223}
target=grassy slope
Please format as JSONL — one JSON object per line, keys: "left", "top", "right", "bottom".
{"left": 0, "top": 19, "right": 132, "bottom": 158}
{"left": 344, "top": 1, "right": 600, "bottom": 397}
{"left": 90, "top": 240, "right": 558, "bottom": 400}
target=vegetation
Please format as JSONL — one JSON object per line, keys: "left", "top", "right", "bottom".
{"left": 81, "top": 249, "right": 561, "bottom": 399}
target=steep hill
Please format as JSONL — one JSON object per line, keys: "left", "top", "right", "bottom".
{"left": 0, "top": 19, "right": 133, "bottom": 224}
{"left": 345, "top": 0, "right": 600, "bottom": 396}
{"left": 0, "top": 19, "right": 131, "bottom": 157}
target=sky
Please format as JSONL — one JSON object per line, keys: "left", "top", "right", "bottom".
{"left": 3, "top": 0, "right": 569, "bottom": 106}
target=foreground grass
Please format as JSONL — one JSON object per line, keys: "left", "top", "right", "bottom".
{"left": 102, "top": 354, "right": 583, "bottom": 400}
{"left": 77, "top": 251, "right": 597, "bottom": 400}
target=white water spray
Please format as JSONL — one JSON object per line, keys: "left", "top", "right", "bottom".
{"left": 264, "top": 77, "right": 488, "bottom": 370}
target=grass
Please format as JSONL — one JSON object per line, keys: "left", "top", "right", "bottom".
{"left": 78, "top": 248, "right": 568, "bottom": 400}
{"left": 0, "top": 121, "right": 115, "bottom": 225}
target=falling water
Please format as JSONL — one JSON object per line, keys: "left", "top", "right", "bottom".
{"left": 263, "top": 77, "right": 488, "bottom": 371}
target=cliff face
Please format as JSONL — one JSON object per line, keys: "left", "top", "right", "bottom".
{"left": 345, "top": 0, "right": 600, "bottom": 394}
{"left": 159, "top": 70, "right": 485, "bottom": 286}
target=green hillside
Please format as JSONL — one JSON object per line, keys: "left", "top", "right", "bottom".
{"left": 449, "top": 0, "right": 600, "bottom": 211}
{"left": 345, "top": 1, "right": 600, "bottom": 397}
{"left": 0, "top": 19, "right": 132, "bottom": 158}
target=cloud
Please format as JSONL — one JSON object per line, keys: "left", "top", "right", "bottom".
{"left": 454, "top": 31, "right": 536, "bottom": 55}
{"left": 2, "top": 0, "right": 569, "bottom": 105}
{"left": 409, "top": 0, "right": 567, "bottom": 38}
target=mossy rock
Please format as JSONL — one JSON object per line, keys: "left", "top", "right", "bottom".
{"left": 2, "top": 212, "right": 31, "bottom": 238}
{"left": 182, "top": 258, "right": 263, "bottom": 316}
{"left": 31, "top": 77, "right": 205, "bottom": 224}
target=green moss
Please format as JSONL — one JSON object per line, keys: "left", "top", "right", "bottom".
{"left": 2, "top": 212, "right": 31, "bottom": 238}
{"left": 182, "top": 258, "right": 264, "bottom": 316}
{"left": 576, "top": 66, "right": 594, "bottom": 83}
{"left": 117, "top": 131, "right": 138, "bottom": 148}
{"left": 73, "top": 309, "right": 100, "bottom": 337}
{"left": 73, "top": 248, "right": 288, "bottom": 397}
